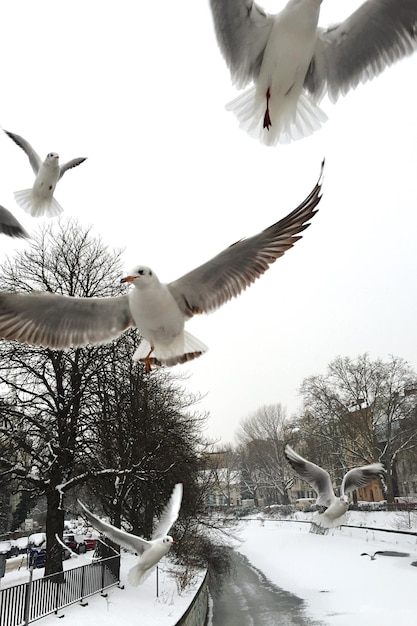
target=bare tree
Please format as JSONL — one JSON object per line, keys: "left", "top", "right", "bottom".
{"left": 79, "top": 330, "right": 207, "bottom": 538}
{"left": 0, "top": 219, "right": 216, "bottom": 579}
{"left": 200, "top": 447, "right": 241, "bottom": 509}
{"left": 0, "top": 220, "right": 133, "bottom": 575}
{"left": 236, "top": 404, "right": 293, "bottom": 505}
{"left": 298, "top": 354, "right": 417, "bottom": 502}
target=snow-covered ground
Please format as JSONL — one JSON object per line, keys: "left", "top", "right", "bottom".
{"left": 236, "top": 511, "right": 417, "bottom": 626}
{"left": 2, "top": 511, "right": 417, "bottom": 625}
{"left": 1, "top": 551, "right": 205, "bottom": 626}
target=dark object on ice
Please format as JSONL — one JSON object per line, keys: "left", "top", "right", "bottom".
{"left": 411, "top": 561, "right": 417, "bottom": 567}
{"left": 0, "top": 205, "right": 28, "bottom": 238}
{"left": 361, "top": 550, "right": 410, "bottom": 560}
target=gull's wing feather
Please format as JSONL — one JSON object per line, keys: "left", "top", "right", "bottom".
{"left": 78, "top": 500, "right": 149, "bottom": 554}
{"left": 4, "top": 130, "right": 42, "bottom": 174}
{"left": 168, "top": 162, "right": 323, "bottom": 319}
{"left": 284, "top": 444, "right": 334, "bottom": 506}
{"left": 152, "top": 483, "right": 183, "bottom": 540}
{"left": 341, "top": 463, "right": 385, "bottom": 496}
{"left": 59, "top": 157, "right": 88, "bottom": 180}
{"left": 0, "top": 291, "right": 133, "bottom": 348}
{"left": 0, "top": 206, "right": 29, "bottom": 239}
{"left": 209, "top": 0, "right": 274, "bottom": 88}
{"left": 305, "top": 0, "right": 417, "bottom": 102}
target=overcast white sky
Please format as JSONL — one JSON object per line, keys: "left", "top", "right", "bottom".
{"left": 1, "top": 1, "right": 417, "bottom": 445}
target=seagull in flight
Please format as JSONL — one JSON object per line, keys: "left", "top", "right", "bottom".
{"left": 0, "top": 205, "right": 28, "bottom": 238}
{"left": 78, "top": 484, "right": 183, "bottom": 586}
{"left": 361, "top": 550, "right": 410, "bottom": 560}
{"left": 0, "top": 162, "right": 323, "bottom": 372}
{"left": 4, "top": 130, "right": 87, "bottom": 217}
{"left": 209, "top": 0, "right": 417, "bottom": 145}
{"left": 285, "top": 444, "right": 385, "bottom": 527}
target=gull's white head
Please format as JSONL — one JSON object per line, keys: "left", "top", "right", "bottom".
{"left": 120, "top": 265, "right": 156, "bottom": 287}
{"left": 340, "top": 495, "right": 349, "bottom": 506}
{"left": 156, "top": 535, "right": 175, "bottom": 554}
{"left": 163, "top": 535, "right": 174, "bottom": 546}
{"left": 46, "top": 152, "right": 59, "bottom": 161}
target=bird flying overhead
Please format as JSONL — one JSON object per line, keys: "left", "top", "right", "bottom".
{"left": 285, "top": 444, "right": 385, "bottom": 527}
{"left": 0, "top": 205, "right": 28, "bottom": 238}
{"left": 361, "top": 550, "right": 410, "bottom": 560}
{"left": 361, "top": 551, "right": 385, "bottom": 560}
{"left": 209, "top": 0, "right": 417, "bottom": 145}
{"left": 4, "top": 130, "right": 87, "bottom": 217}
{"left": 0, "top": 161, "right": 323, "bottom": 372}
{"left": 78, "top": 484, "right": 183, "bottom": 586}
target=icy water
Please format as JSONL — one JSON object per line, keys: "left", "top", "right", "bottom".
{"left": 209, "top": 551, "right": 323, "bottom": 626}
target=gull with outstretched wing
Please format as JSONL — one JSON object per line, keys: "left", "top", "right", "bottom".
{"left": 78, "top": 484, "right": 183, "bottom": 586}
{"left": 209, "top": 0, "right": 417, "bottom": 145}
{"left": 0, "top": 162, "right": 323, "bottom": 372}
{"left": 4, "top": 129, "right": 86, "bottom": 217}
{"left": 285, "top": 444, "right": 385, "bottom": 527}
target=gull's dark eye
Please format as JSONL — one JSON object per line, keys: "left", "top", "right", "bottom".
{"left": 138, "top": 269, "right": 144, "bottom": 276}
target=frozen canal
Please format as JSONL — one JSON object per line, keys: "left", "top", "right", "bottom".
{"left": 210, "top": 551, "right": 323, "bottom": 626}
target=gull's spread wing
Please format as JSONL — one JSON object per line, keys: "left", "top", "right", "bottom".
{"left": 305, "top": 0, "right": 417, "bottom": 102}
{"left": 4, "top": 130, "right": 43, "bottom": 174}
{"left": 152, "top": 483, "right": 183, "bottom": 540}
{"left": 78, "top": 500, "right": 149, "bottom": 554}
{"left": 209, "top": 0, "right": 274, "bottom": 88}
{"left": 59, "top": 157, "right": 88, "bottom": 179}
{"left": 285, "top": 444, "right": 334, "bottom": 507}
{"left": 341, "top": 463, "right": 385, "bottom": 496}
{"left": 168, "top": 162, "right": 323, "bottom": 319}
{"left": 0, "top": 206, "right": 29, "bottom": 239}
{"left": 0, "top": 291, "right": 133, "bottom": 348}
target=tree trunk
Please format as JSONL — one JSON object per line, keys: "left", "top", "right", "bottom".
{"left": 384, "top": 464, "right": 396, "bottom": 506}
{"left": 44, "top": 488, "right": 65, "bottom": 578}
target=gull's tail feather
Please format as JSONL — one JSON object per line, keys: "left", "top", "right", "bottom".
{"left": 133, "top": 332, "right": 208, "bottom": 367}
{"left": 14, "top": 189, "right": 64, "bottom": 218}
{"left": 127, "top": 563, "right": 154, "bottom": 586}
{"left": 226, "top": 86, "right": 327, "bottom": 146}
{"left": 313, "top": 510, "right": 347, "bottom": 529}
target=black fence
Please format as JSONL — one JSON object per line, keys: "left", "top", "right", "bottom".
{"left": 0, "top": 554, "right": 121, "bottom": 626}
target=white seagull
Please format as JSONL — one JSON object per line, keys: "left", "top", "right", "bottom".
{"left": 284, "top": 444, "right": 385, "bottom": 527}
{"left": 209, "top": 0, "right": 417, "bottom": 145}
{"left": 0, "top": 162, "right": 323, "bottom": 372}
{"left": 78, "top": 484, "right": 183, "bottom": 586}
{"left": 0, "top": 205, "right": 28, "bottom": 238}
{"left": 5, "top": 130, "right": 87, "bottom": 217}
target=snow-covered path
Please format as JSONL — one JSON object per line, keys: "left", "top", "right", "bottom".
{"left": 236, "top": 519, "right": 417, "bottom": 626}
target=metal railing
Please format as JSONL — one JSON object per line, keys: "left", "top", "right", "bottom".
{"left": 0, "top": 554, "right": 120, "bottom": 626}
{"left": 240, "top": 517, "right": 417, "bottom": 534}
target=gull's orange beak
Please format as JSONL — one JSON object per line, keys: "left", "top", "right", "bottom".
{"left": 120, "top": 275, "right": 135, "bottom": 284}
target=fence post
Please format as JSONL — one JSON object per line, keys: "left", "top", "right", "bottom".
{"left": 23, "top": 567, "right": 34, "bottom": 626}
{"left": 79, "top": 564, "right": 88, "bottom": 607}
{"left": 54, "top": 572, "right": 64, "bottom": 618}
{"left": 100, "top": 559, "right": 108, "bottom": 597}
